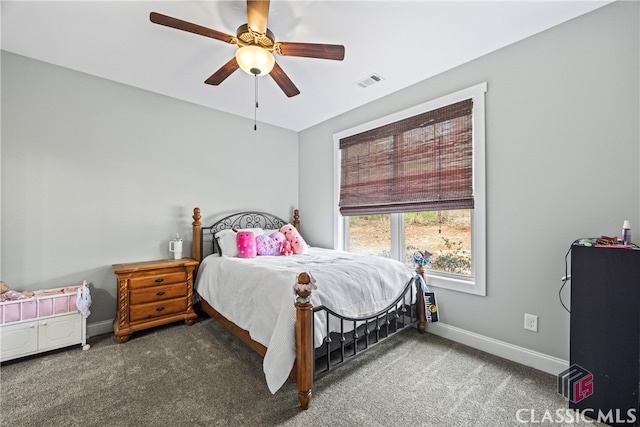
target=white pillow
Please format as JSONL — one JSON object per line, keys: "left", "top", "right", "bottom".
{"left": 215, "top": 228, "right": 264, "bottom": 257}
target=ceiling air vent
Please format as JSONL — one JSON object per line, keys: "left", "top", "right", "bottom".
{"left": 356, "top": 73, "right": 384, "bottom": 88}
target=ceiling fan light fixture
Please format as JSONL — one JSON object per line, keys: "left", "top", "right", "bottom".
{"left": 235, "top": 45, "right": 275, "bottom": 76}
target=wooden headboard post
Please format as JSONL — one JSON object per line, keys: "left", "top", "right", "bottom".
{"left": 192, "top": 207, "right": 202, "bottom": 263}
{"left": 293, "top": 209, "right": 300, "bottom": 231}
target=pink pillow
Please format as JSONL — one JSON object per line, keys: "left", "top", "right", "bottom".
{"left": 256, "top": 231, "right": 286, "bottom": 256}
{"left": 280, "top": 224, "right": 309, "bottom": 255}
{"left": 237, "top": 231, "right": 257, "bottom": 258}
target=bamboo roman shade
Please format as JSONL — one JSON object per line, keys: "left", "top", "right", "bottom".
{"left": 339, "top": 99, "right": 474, "bottom": 216}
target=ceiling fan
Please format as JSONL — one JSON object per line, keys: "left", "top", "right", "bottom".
{"left": 150, "top": 0, "right": 345, "bottom": 97}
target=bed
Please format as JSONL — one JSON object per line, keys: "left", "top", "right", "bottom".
{"left": 191, "top": 207, "right": 426, "bottom": 409}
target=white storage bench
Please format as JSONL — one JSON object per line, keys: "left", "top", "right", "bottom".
{"left": 0, "top": 285, "right": 90, "bottom": 362}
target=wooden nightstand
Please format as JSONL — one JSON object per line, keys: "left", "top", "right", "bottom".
{"left": 112, "top": 258, "right": 199, "bottom": 343}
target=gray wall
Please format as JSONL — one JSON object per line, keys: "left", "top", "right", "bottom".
{"left": 1, "top": 52, "right": 298, "bottom": 325}
{"left": 298, "top": 0, "right": 639, "bottom": 361}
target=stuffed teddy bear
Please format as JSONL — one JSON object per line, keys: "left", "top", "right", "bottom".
{"left": 279, "top": 224, "right": 309, "bottom": 255}
{"left": 280, "top": 240, "right": 294, "bottom": 256}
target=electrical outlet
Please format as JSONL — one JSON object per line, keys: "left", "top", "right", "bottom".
{"left": 524, "top": 313, "right": 538, "bottom": 332}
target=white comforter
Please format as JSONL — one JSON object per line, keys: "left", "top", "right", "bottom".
{"left": 194, "top": 247, "right": 414, "bottom": 393}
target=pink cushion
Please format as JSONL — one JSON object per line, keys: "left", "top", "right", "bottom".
{"left": 237, "top": 231, "right": 257, "bottom": 258}
{"left": 256, "top": 231, "right": 286, "bottom": 256}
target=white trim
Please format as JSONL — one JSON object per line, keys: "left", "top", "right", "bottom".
{"left": 86, "top": 319, "right": 114, "bottom": 338}
{"left": 390, "top": 214, "right": 404, "bottom": 260}
{"left": 470, "top": 82, "right": 487, "bottom": 296}
{"left": 425, "top": 272, "right": 485, "bottom": 296}
{"left": 426, "top": 321, "right": 569, "bottom": 376}
{"left": 334, "top": 83, "right": 487, "bottom": 140}
{"left": 333, "top": 138, "right": 343, "bottom": 250}
{"left": 333, "top": 82, "right": 488, "bottom": 295}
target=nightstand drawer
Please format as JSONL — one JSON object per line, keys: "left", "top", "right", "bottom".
{"left": 129, "top": 282, "right": 188, "bottom": 305}
{"left": 129, "top": 270, "right": 187, "bottom": 289}
{"left": 130, "top": 298, "right": 187, "bottom": 323}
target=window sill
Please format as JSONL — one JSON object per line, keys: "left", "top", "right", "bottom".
{"left": 425, "top": 272, "right": 486, "bottom": 296}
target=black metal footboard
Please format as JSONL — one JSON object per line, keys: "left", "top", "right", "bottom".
{"left": 312, "top": 276, "right": 420, "bottom": 378}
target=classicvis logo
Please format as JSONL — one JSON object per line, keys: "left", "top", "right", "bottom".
{"left": 515, "top": 408, "right": 638, "bottom": 424}
{"left": 558, "top": 364, "right": 593, "bottom": 403}
{"left": 515, "top": 365, "right": 637, "bottom": 424}
{"left": 514, "top": 364, "right": 638, "bottom": 425}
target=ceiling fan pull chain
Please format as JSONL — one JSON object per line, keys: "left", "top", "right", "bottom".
{"left": 254, "top": 74, "right": 259, "bottom": 131}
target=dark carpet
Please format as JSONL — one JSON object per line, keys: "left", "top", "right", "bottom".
{"left": 1, "top": 316, "right": 583, "bottom": 426}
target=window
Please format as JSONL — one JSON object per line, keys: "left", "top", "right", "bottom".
{"left": 333, "top": 83, "right": 486, "bottom": 295}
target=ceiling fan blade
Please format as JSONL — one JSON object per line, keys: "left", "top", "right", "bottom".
{"left": 247, "top": 0, "right": 270, "bottom": 34}
{"left": 205, "top": 58, "right": 240, "bottom": 86}
{"left": 276, "top": 42, "right": 345, "bottom": 61}
{"left": 150, "top": 12, "right": 235, "bottom": 44}
{"left": 270, "top": 62, "right": 300, "bottom": 98}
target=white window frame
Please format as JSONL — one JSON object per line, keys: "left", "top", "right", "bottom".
{"left": 333, "top": 82, "right": 487, "bottom": 296}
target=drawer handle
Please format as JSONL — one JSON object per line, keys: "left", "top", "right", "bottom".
{"left": 156, "top": 291, "right": 165, "bottom": 296}
{"left": 155, "top": 278, "right": 164, "bottom": 283}
{"left": 156, "top": 306, "right": 165, "bottom": 312}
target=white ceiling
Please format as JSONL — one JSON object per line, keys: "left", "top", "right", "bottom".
{"left": 1, "top": 1, "right": 612, "bottom": 132}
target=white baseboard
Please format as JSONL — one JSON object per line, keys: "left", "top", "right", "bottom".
{"left": 87, "top": 319, "right": 114, "bottom": 338}
{"left": 425, "top": 322, "right": 569, "bottom": 376}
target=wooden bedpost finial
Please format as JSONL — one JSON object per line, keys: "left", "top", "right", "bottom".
{"left": 293, "top": 209, "right": 300, "bottom": 231}
{"left": 294, "top": 272, "right": 315, "bottom": 304}
{"left": 192, "top": 207, "right": 201, "bottom": 226}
